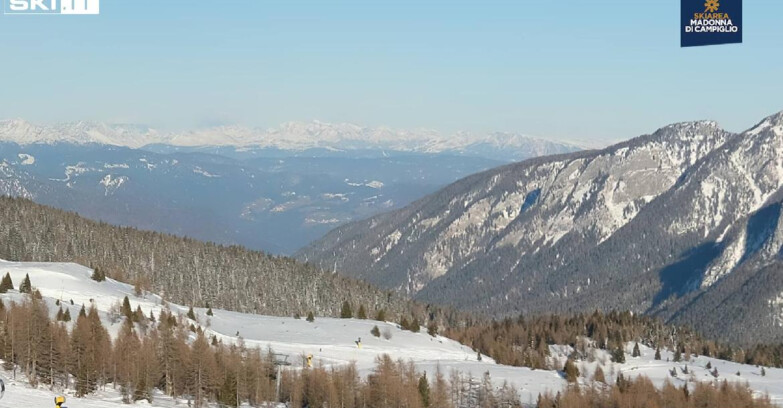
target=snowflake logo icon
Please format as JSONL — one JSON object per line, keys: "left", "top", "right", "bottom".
{"left": 704, "top": 0, "right": 720, "bottom": 12}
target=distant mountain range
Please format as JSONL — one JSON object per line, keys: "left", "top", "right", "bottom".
{"left": 298, "top": 110, "right": 783, "bottom": 344}
{"left": 0, "top": 119, "right": 580, "bottom": 162}
{"left": 0, "top": 118, "right": 578, "bottom": 254}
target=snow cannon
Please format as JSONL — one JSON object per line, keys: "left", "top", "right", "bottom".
{"left": 55, "top": 395, "right": 66, "bottom": 407}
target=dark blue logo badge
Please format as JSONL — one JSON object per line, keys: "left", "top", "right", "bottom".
{"left": 681, "top": 0, "right": 742, "bottom": 47}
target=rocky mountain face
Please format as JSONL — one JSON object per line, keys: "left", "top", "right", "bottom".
{"left": 298, "top": 111, "right": 783, "bottom": 344}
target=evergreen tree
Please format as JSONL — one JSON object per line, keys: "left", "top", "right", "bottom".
{"left": 357, "top": 304, "right": 367, "bottom": 319}
{"left": 410, "top": 317, "right": 421, "bottom": 333}
{"left": 340, "top": 301, "right": 353, "bottom": 318}
{"left": 632, "top": 342, "right": 641, "bottom": 357}
{"left": 0, "top": 272, "right": 13, "bottom": 293}
{"left": 63, "top": 308, "right": 72, "bottom": 322}
{"left": 593, "top": 366, "right": 606, "bottom": 383}
{"left": 206, "top": 306, "right": 213, "bottom": 316}
{"left": 91, "top": 267, "right": 106, "bottom": 282}
{"left": 654, "top": 347, "right": 661, "bottom": 360}
{"left": 564, "top": 359, "right": 579, "bottom": 383}
{"left": 400, "top": 316, "right": 410, "bottom": 331}
{"left": 121, "top": 296, "right": 133, "bottom": 319}
{"left": 375, "top": 309, "right": 386, "bottom": 322}
{"left": 418, "top": 374, "right": 431, "bottom": 407}
{"left": 673, "top": 348, "right": 682, "bottom": 362}
{"left": 306, "top": 311, "right": 315, "bottom": 322}
{"left": 371, "top": 325, "right": 381, "bottom": 337}
{"left": 427, "top": 321, "right": 438, "bottom": 337}
{"left": 133, "top": 305, "right": 145, "bottom": 323}
{"left": 19, "top": 273, "right": 32, "bottom": 294}
{"left": 187, "top": 306, "right": 196, "bottom": 320}
{"left": 612, "top": 346, "right": 626, "bottom": 363}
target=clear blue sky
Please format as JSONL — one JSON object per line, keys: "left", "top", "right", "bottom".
{"left": 0, "top": 0, "right": 780, "bottom": 144}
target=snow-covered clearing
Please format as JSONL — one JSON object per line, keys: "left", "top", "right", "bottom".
{"left": 0, "top": 259, "right": 782, "bottom": 406}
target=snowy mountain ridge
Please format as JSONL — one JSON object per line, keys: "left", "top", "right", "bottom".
{"left": 298, "top": 110, "right": 783, "bottom": 344}
{"left": 0, "top": 119, "right": 580, "bottom": 161}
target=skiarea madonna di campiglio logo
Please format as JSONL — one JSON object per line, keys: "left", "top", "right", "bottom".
{"left": 681, "top": 0, "right": 742, "bottom": 47}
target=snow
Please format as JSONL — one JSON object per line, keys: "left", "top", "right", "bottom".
{"left": 2, "top": 259, "right": 783, "bottom": 406}
{"left": 17, "top": 153, "right": 34, "bottom": 165}
{"left": 99, "top": 175, "right": 127, "bottom": 196}
{"left": 365, "top": 180, "right": 384, "bottom": 189}
{"left": 0, "top": 119, "right": 579, "bottom": 158}
{"left": 548, "top": 343, "right": 783, "bottom": 405}
{"left": 192, "top": 167, "right": 221, "bottom": 178}
{"left": 0, "top": 259, "right": 565, "bottom": 405}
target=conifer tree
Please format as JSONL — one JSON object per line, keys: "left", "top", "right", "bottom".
{"left": 593, "top": 366, "right": 605, "bottom": 383}
{"left": 632, "top": 342, "right": 641, "bottom": 357}
{"left": 206, "top": 306, "right": 213, "bottom": 316}
{"left": 418, "top": 374, "right": 430, "bottom": 407}
{"left": 612, "top": 346, "right": 626, "bottom": 363}
{"left": 375, "top": 309, "right": 386, "bottom": 322}
{"left": 91, "top": 267, "right": 106, "bottom": 282}
{"left": 655, "top": 347, "right": 662, "bottom": 360}
{"left": 357, "top": 305, "right": 367, "bottom": 319}
{"left": 427, "top": 321, "right": 438, "bottom": 337}
{"left": 340, "top": 301, "right": 353, "bottom": 318}
{"left": 410, "top": 317, "right": 421, "bottom": 333}
{"left": 371, "top": 325, "right": 381, "bottom": 337}
{"left": 400, "top": 316, "right": 410, "bottom": 331}
{"left": 306, "top": 311, "right": 315, "bottom": 322}
{"left": 19, "top": 273, "right": 32, "bottom": 294}
{"left": 189, "top": 332, "right": 217, "bottom": 407}
{"left": 0, "top": 272, "right": 13, "bottom": 293}
{"left": 133, "top": 305, "right": 145, "bottom": 323}
{"left": 673, "top": 348, "right": 682, "bottom": 362}
{"left": 564, "top": 359, "right": 579, "bottom": 383}
{"left": 63, "top": 308, "right": 72, "bottom": 322}
{"left": 187, "top": 306, "right": 196, "bottom": 320}
{"left": 121, "top": 296, "right": 133, "bottom": 319}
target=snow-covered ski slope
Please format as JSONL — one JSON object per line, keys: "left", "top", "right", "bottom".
{"left": 1, "top": 259, "right": 783, "bottom": 406}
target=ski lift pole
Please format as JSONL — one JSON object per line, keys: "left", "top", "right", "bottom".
{"left": 275, "top": 364, "right": 282, "bottom": 403}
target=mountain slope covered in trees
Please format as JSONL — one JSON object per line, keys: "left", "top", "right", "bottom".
{"left": 0, "top": 196, "right": 414, "bottom": 319}
{"left": 298, "top": 111, "right": 783, "bottom": 344}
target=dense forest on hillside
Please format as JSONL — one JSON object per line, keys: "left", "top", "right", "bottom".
{"left": 0, "top": 197, "right": 417, "bottom": 319}
{"left": 0, "top": 295, "right": 774, "bottom": 408}
{"left": 447, "top": 311, "right": 783, "bottom": 370}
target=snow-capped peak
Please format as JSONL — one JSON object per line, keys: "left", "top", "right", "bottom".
{"left": 0, "top": 118, "right": 581, "bottom": 160}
